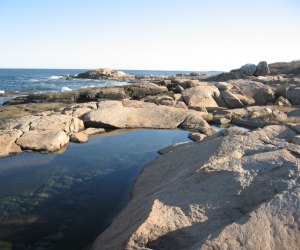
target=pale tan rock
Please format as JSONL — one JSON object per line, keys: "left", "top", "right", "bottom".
{"left": 182, "top": 86, "right": 220, "bottom": 109}
{"left": 70, "top": 132, "right": 89, "bottom": 143}
{"left": 275, "top": 96, "right": 291, "bottom": 106}
{"left": 92, "top": 127, "right": 300, "bottom": 250}
{"left": 84, "top": 100, "right": 209, "bottom": 130}
{"left": 251, "top": 125, "right": 297, "bottom": 142}
{"left": 188, "top": 132, "right": 206, "bottom": 142}
{"left": 0, "top": 130, "right": 23, "bottom": 157}
{"left": 0, "top": 114, "right": 84, "bottom": 134}
{"left": 83, "top": 128, "right": 106, "bottom": 136}
{"left": 17, "top": 130, "right": 69, "bottom": 152}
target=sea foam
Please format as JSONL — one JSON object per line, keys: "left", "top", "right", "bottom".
{"left": 61, "top": 87, "right": 72, "bottom": 92}
{"left": 0, "top": 90, "right": 5, "bottom": 94}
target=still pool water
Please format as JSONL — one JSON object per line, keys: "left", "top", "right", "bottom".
{"left": 0, "top": 129, "right": 190, "bottom": 250}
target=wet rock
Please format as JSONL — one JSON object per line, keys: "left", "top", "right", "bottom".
{"left": 125, "top": 83, "right": 168, "bottom": 100}
{"left": 84, "top": 100, "right": 209, "bottom": 130}
{"left": 16, "top": 130, "right": 69, "bottom": 152}
{"left": 0, "top": 130, "right": 23, "bottom": 157}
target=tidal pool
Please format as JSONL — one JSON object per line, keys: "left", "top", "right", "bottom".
{"left": 0, "top": 129, "right": 190, "bottom": 250}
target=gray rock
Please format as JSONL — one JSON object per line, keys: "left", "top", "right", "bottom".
{"left": 240, "top": 64, "right": 257, "bottom": 76}
{"left": 291, "top": 135, "right": 300, "bottom": 145}
{"left": 255, "top": 61, "right": 270, "bottom": 76}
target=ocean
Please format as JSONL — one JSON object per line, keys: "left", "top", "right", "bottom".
{"left": 0, "top": 68, "right": 221, "bottom": 105}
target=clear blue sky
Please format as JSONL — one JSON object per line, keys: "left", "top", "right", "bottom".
{"left": 0, "top": 0, "right": 299, "bottom": 70}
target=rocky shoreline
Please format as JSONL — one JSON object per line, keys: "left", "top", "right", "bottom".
{"left": 1, "top": 61, "right": 300, "bottom": 249}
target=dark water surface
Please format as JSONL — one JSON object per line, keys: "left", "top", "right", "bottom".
{"left": 0, "top": 129, "right": 190, "bottom": 250}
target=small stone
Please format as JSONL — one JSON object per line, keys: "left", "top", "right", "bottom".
{"left": 83, "top": 127, "right": 106, "bottom": 136}
{"left": 70, "top": 132, "right": 89, "bottom": 143}
{"left": 188, "top": 132, "right": 206, "bottom": 142}
{"left": 212, "top": 117, "right": 231, "bottom": 124}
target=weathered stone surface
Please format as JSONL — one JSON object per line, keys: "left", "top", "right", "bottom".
{"left": 0, "top": 114, "right": 84, "bottom": 134}
{"left": 92, "top": 127, "right": 300, "bottom": 250}
{"left": 0, "top": 130, "right": 23, "bottom": 157}
{"left": 84, "top": 100, "right": 209, "bottom": 130}
{"left": 70, "top": 132, "right": 89, "bottom": 143}
{"left": 17, "top": 130, "right": 69, "bottom": 152}
{"left": 182, "top": 85, "right": 220, "bottom": 109}
{"left": 221, "top": 90, "right": 244, "bottom": 108}
{"left": 291, "top": 135, "right": 300, "bottom": 145}
{"left": 228, "top": 80, "right": 275, "bottom": 105}
{"left": 251, "top": 125, "right": 297, "bottom": 142}
{"left": 230, "top": 106, "right": 287, "bottom": 127}
{"left": 255, "top": 61, "right": 270, "bottom": 76}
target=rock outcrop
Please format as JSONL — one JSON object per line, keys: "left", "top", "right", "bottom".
{"left": 92, "top": 125, "right": 300, "bottom": 250}
{"left": 84, "top": 100, "right": 209, "bottom": 129}
{"left": 76, "top": 68, "right": 130, "bottom": 79}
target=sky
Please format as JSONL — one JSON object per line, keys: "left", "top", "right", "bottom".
{"left": 0, "top": 0, "right": 299, "bottom": 71}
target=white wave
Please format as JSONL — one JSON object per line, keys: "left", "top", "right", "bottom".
{"left": 28, "top": 79, "right": 39, "bottom": 82}
{"left": 0, "top": 90, "right": 5, "bottom": 94}
{"left": 61, "top": 86, "right": 72, "bottom": 92}
{"left": 49, "top": 75, "right": 63, "bottom": 80}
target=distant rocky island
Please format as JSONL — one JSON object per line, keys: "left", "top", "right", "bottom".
{"left": 1, "top": 60, "right": 300, "bottom": 249}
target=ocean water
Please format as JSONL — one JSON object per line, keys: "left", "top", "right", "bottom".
{"left": 0, "top": 68, "right": 221, "bottom": 105}
{"left": 0, "top": 129, "right": 190, "bottom": 250}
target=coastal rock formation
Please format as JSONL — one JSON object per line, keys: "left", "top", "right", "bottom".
{"left": 92, "top": 125, "right": 300, "bottom": 250}
{"left": 182, "top": 85, "right": 221, "bottom": 109}
{"left": 76, "top": 68, "right": 130, "bottom": 79}
{"left": 84, "top": 100, "right": 210, "bottom": 129}
{"left": 16, "top": 130, "right": 69, "bottom": 152}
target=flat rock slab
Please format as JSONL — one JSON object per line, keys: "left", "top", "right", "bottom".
{"left": 84, "top": 100, "right": 209, "bottom": 129}
{"left": 92, "top": 125, "right": 300, "bottom": 250}
{"left": 17, "top": 130, "right": 69, "bottom": 152}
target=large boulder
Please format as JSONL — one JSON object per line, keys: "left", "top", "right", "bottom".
{"left": 182, "top": 85, "right": 222, "bottom": 109}
{"left": 16, "top": 130, "right": 69, "bottom": 152}
{"left": 240, "top": 63, "right": 257, "bottom": 76}
{"left": 255, "top": 61, "right": 270, "bottom": 76}
{"left": 84, "top": 100, "right": 209, "bottom": 129}
{"left": 228, "top": 79, "right": 275, "bottom": 105}
{"left": 92, "top": 126, "right": 300, "bottom": 250}
{"left": 0, "top": 114, "right": 84, "bottom": 134}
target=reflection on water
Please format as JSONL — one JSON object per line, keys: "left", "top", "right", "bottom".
{"left": 0, "top": 129, "right": 189, "bottom": 250}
